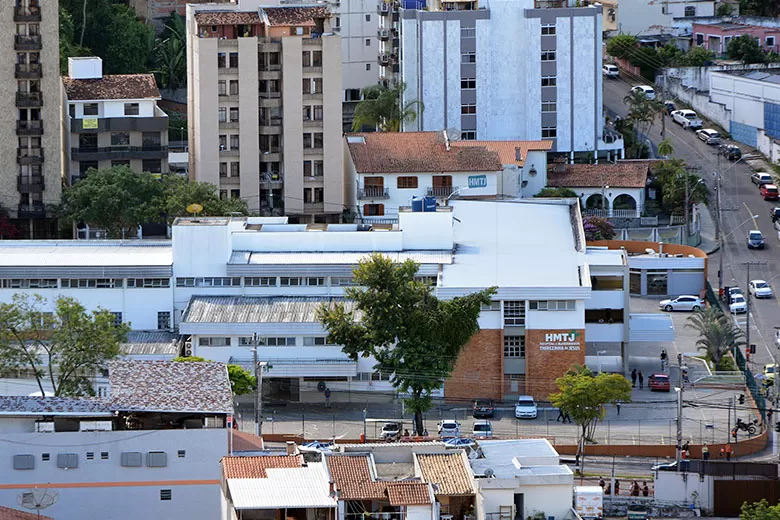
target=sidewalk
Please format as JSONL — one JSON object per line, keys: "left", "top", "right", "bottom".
{"left": 698, "top": 202, "right": 718, "bottom": 255}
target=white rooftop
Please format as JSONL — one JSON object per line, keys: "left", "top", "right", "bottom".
{"left": 586, "top": 247, "right": 627, "bottom": 267}
{"left": 471, "top": 439, "right": 564, "bottom": 479}
{"left": 0, "top": 241, "right": 172, "bottom": 267}
{"left": 227, "top": 463, "right": 337, "bottom": 510}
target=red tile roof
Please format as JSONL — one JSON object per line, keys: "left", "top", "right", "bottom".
{"left": 346, "top": 132, "right": 503, "bottom": 174}
{"left": 63, "top": 74, "right": 160, "bottom": 101}
{"left": 547, "top": 162, "right": 650, "bottom": 189}
{"left": 326, "top": 455, "right": 387, "bottom": 500}
{"left": 0, "top": 506, "right": 52, "bottom": 520}
{"left": 451, "top": 140, "right": 553, "bottom": 167}
{"left": 263, "top": 6, "right": 330, "bottom": 26}
{"left": 387, "top": 482, "right": 433, "bottom": 506}
{"left": 231, "top": 430, "right": 265, "bottom": 452}
{"left": 222, "top": 455, "right": 304, "bottom": 478}
{"left": 194, "top": 11, "right": 261, "bottom": 25}
{"left": 416, "top": 453, "right": 475, "bottom": 496}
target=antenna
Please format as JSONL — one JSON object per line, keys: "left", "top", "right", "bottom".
{"left": 18, "top": 488, "right": 58, "bottom": 518}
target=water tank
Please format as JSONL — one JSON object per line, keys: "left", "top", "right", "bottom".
{"left": 411, "top": 196, "right": 424, "bottom": 212}
{"left": 423, "top": 196, "right": 437, "bottom": 212}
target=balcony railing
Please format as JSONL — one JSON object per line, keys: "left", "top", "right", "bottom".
{"left": 14, "top": 5, "right": 41, "bottom": 22}
{"left": 14, "top": 35, "right": 42, "bottom": 51}
{"left": 378, "top": 28, "right": 391, "bottom": 40}
{"left": 358, "top": 187, "right": 390, "bottom": 199}
{"left": 17, "top": 148, "right": 44, "bottom": 164}
{"left": 427, "top": 186, "right": 456, "bottom": 197}
{"left": 18, "top": 203, "right": 46, "bottom": 219}
{"left": 16, "top": 92, "right": 42, "bottom": 107}
{"left": 17, "top": 120, "right": 43, "bottom": 136}
{"left": 15, "top": 63, "right": 42, "bottom": 79}
{"left": 18, "top": 175, "right": 45, "bottom": 192}
{"left": 71, "top": 145, "right": 168, "bottom": 160}
{"left": 260, "top": 172, "right": 283, "bottom": 185}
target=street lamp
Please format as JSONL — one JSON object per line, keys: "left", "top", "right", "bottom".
{"left": 717, "top": 214, "right": 759, "bottom": 296}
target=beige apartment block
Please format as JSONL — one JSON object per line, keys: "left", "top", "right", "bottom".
{"left": 187, "top": 3, "right": 345, "bottom": 223}
{"left": 0, "top": 0, "right": 62, "bottom": 238}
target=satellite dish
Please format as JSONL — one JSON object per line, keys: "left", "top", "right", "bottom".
{"left": 18, "top": 488, "right": 58, "bottom": 514}
{"left": 446, "top": 128, "right": 462, "bottom": 141}
{"left": 186, "top": 203, "right": 204, "bottom": 216}
{"left": 484, "top": 468, "right": 495, "bottom": 478}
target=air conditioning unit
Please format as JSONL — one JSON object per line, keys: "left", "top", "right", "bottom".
{"left": 80, "top": 420, "right": 113, "bottom": 432}
{"left": 184, "top": 340, "right": 193, "bottom": 357}
{"left": 35, "top": 422, "right": 54, "bottom": 433}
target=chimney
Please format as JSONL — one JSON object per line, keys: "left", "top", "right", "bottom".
{"left": 515, "top": 147, "right": 523, "bottom": 162}
{"left": 286, "top": 441, "right": 296, "bottom": 456}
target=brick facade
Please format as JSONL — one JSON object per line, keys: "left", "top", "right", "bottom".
{"left": 444, "top": 329, "right": 503, "bottom": 402}
{"left": 524, "top": 329, "right": 585, "bottom": 399}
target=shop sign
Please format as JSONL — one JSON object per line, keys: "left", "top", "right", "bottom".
{"left": 82, "top": 118, "right": 99, "bottom": 129}
{"left": 539, "top": 330, "right": 582, "bottom": 351}
{"left": 468, "top": 175, "right": 488, "bottom": 188}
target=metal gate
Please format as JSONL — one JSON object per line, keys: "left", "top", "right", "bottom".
{"left": 714, "top": 480, "right": 780, "bottom": 516}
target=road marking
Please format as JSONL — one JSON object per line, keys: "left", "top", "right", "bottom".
{"left": 743, "top": 201, "right": 759, "bottom": 229}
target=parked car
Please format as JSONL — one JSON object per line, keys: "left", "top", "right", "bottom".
{"left": 671, "top": 109, "right": 703, "bottom": 129}
{"left": 437, "top": 420, "right": 461, "bottom": 438}
{"left": 663, "top": 101, "right": 676, "bottom": 114}
{"left": 379, "top": 422, "right": 402, "bottom": 441}
{"left": 747, "top": 229, "right": 765, "bottom": 249}
{"left": 760, "top": 184, "right": 779, "bottom": 201}
{"left": 648, "top": 373, "right": 671, "bottom": 392}
{"left": 472, "top": 420, "right": 493, "bottom": 438}
{"left": 770, "top": 207, "right": 780, "bottom": 223}
{"left": 602, "top": 64, "right": 619, "bottom": 78}
{"left": 696, "top": 128, "right": 721, "bottom": 144}
{"left": 443, "top": 437, "right": 475, "bottom": 447}
{"left": 719, "top": 144, "right": 742, "bottom": 161}
{"left": 630, "top": 85, "right": 656, "bottom": 100}
{"left": 751, "top": 172, "right": 774, "bottom": 186}
{"left": 658, "top": 295, "right": 704, "bottom": 312}
{"left": 749, "top": 279, "right": 774, "bottom": 298}
{"left": 473, "top": 398, "right": 495, "bottom": 418}
{"left": 300, "top": 440, "right": 334, "bottom": 453}
{"left": 729, "top": 294, "right": 747, "bottom": 314}
{"left": 514, "top": 396, "right": 538, "bottom": 419}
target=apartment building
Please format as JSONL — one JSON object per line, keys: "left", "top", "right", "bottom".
{"left": 63, "top": 57, "right": 169, "bottom": 185}
{"left": 394, "top": 0, "right": 624, "bottom": 161}
{"left": 187, "top": 2, "right": 345, "bottom": 223}
{"left": 1, "top": 0, "right": 62, "bottom": 238}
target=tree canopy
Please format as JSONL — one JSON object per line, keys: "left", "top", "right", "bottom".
{"left": 534, "top": 187, "right": 579, "bottom": 198}
{"left": 686, "top": 307, "right": 745, "bottom": 365}
{"left": 0, "top": 294, "right": 129, "bottom": 396}
{"left": 650, "top": 160, "right": 710, "bottom": 216}
{"left": 727, "top": 34, "right": 768, "bottom": 64}
{"left": 153, "top": 13, "right": 187, "bottom": 90}
{"left": 623, "top": 90, "right": 665, "bottom": 159}
{"left": 160, "top": 175, "right": 249, "bottom": 224}
{"left": 741, "top": 499, "right": 780, "bottom": 520}
{"left": 318, "top": 254, "right": 495, "bottom": 434}
{"left": 173, "top": 356, "right": 257, "bottom": 395}
{"left": 583, "top": 216, "right": 616, "bottom": 241}
{"left": 352, "top": 82, "right": 424, "bottom": 132}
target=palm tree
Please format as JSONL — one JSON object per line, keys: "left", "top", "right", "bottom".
{"left": 686, "top": 307, "right": 745, "bottom": 366}
{"left": 153, "top": 13, "right": 187, "bottom": 90}
{"left": 352, "top": 82, "right": 424, "bottom": 132}
{"left": 657, "top": 138, "right": 674, "bottom": 158}
{"left": 623, "top": 91, "right": 664, "bottom": 158}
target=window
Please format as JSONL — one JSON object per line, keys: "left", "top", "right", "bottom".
{"left": 101, "top": 452, "right": 109, "bottom": 460}
{"left": 111, "top": 132, "right": 130, "bottom": 146}
{"left": 313, "top": 78, "right": 322, "bottom": 93}
{"left": 57, "top": 453, "right": 78, "bottom": 469}
{"left": 542, "top": 102, "right": 556, "bottom": 113}
{"left": 585, "top": 309, "right": 624, "bottom": 324}
{"left": 219, "top": 135, "right": 227, "bottom": 150}
{"left": 124, "top": 103, "right": 139, "bottom": 116}
{"left": 142, "top": 159, "right": 162, "bottom": 173}
{"left": 366, "top": 63, "right": 371, "bottom": 71}
{"left": 218, "top": 107, "right": 227, "bottom": 122}
{"left": 647, "top": 271, "right": 668, "bottom": 295}
{"left": 264, "top": 337, "right": 296, "bottom": 346}
{"left": 245, "top": 277, "right": 276, "bottom": 287}
{"left": 529, "top": 300, "right": 576, "bottom": 311}
{"left": 504, "top": 335, "right": 525, "bottom": 358}
{"left": 230, "top": 135, "right": 239, "bottom": 150}
{"left": 365, "top": 14, "right": 371, "bottom": 21}
{"left": 231, "top": 162, "right": 240, "bottom": 177}
{"left": 177, "top": 450, "right": 186, "bottom": 458}
{"left": 303, "top": 78, "right": 312, "bottom": 95}
{"left": 684, "top": 5, "right": 696, "bottom": 16}
{"left": 61, "top": 279, "right": 118, "bottom": 289}
{"left": 461, "top": 104, "right": 476, "bottom": 114}
{"left": 541, "top": 24, "right": 556, "bottom": 35}
{"left": 304, "top": 336, "right": 329, "bottom": 346}
{"left": 217, "top": 52, "right": 226, "bottom": 68}
{"left": 302, "top": 51, "right": 311, "bottom": 67}
{"left": 364, "top": 204, "right": 384, "bottom": 216}
{"left": 461, "top": 26, "right": 475, "bottom": 38}
{"left": 767, "top": 36, "right": 775, "bottom": 47}
{"left": 218, "top": 80, "right": 226, "bottom": 96}
{"left": 86, "top": 452, "right": 94, "bottom": 460}
{"left": 198, "top": 337, "right": 231, "bottom": 347}
{"left": 280, "top": 277, "right": 303, "bottom": 286}
{"left": 541, "top": 51, "right": 556, "bottom": 61}
{"left": 121, "top": 452, "right": 142, "bottom": 467}
{"left": 695, "top": 33, "right": 704, "bottom": 46}
{"left": 541, "top": 76, "right": 556, "bottom": 87}
{"left": 176, "top": 277, "right": 195, "bottom": 287}
{"left": 157, "top": 311, "right": 171, "bottom": 330}
{"left": 83, "top": 103, "right": 98, "bottom": 116}
{"left": 590, "top": 275, "right": 623, "bottom": 290}
{"left": 503, "top": 301, "right": 525, "bottom": 326}
{"left": 160, "top": 490, "right": 172, "bottom": 501}
{"left": 0, "top": 279, "right": 57, "bottom": 289}
{"left": 313, "top": 105, "right": 323, "bottom": 120}
{"left": 229, "top": 80, "right": 239, "bottom": 95}
{"left": 461, "top": 52, "right": 476, "bottom": 63}
{"left": 397, "top": 176, "right": 418, "bottom": 189}
{"left": 542, "top": 126, "right": 557, "bottom": 138}
{"left": 13, "top": 455, "right": 34, "bottom": 470}
{"left": 331, "top": 277, "right": 355, "bottom": 286}
{"left": 111, "top": 312, "right": 123, "bottom": 326}
{"left": 303, "top": 133, "right": 312, "bottom": 148}
{"left": 461, "top": 78, "right": 476, "bottom": 89}
{"left": 194, "top": 277, "right": 241, "bottom": 287}
{"left": 229, "top": 52, "right": 238, "bottom": 68}
{"left": 229, "top": 107, "right": 239, "bottom": 122}
{"left": 481, "top": 301, "right": 501, "bottom": 311}
{"left": 365, "top": 38, "right": 371, "bottom": 46}
{"left": 41, "top": 453, "right": 50, "bottom": 461}
{"left": 461, "top": 131, "right": 476, "bottom": 140}
{"left": 219, "top": 162, "right": 228, "bottom": 177}
{"left": 314, "top": 133, "right": 323, "bottom": 148}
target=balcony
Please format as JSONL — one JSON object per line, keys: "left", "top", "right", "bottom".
{"left": 427, "top": 186, "right": 457, "bottom": 197}
{"left": 15, "top": 63, "right": 42, "bottom": 79}
{"left": 378, "top": 1, "right": 391, "bottom": 14}
{"left": 259, "top": 91, "right": 282, "bottom": 99}
{"left": 378, "top": 28, "right": 391, "bottom": 40}
{"left": 18, "top": 148, "right": 44, "bottom": 165}
{"left": 18, "top": 175, "right": 45, "bottom": 193}
{"left": 358, "top": 187, "right": 390, "bottom": 199}
{"left": 71, "top": 145, "right": 168, "bottom": 161}
{"left": 14, "top": 35, "right": 42, "bottom": 51}
{"left": 17, "top": 120, "right": 43, "bottom": 136}
{"left": 18, "top": 203, "right": 46, "bottom": 219}
{"left": 70, "top": 116, "right": 168, "bottom": 133}
{"left": 378, "top": 53, "right": 391, "bottom": 66}
{"left": 259, "top": 172, "right": 283, "bottom": 186}
{"left": 16, "top": 92, "right": 42, "bottom": 107}
{"left": 303, "top": 36, "right": 322, "bottom": 46}
{"left": 14, "top": 5, "right": 41, "bottom": 22}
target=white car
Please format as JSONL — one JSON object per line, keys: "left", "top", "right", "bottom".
{"left": 437, "top": 420, "right": 460, "bottom": 438}
{"left": 659, "top": 295, "right": 704, "bottom": 312}
{"left": 472, "top": 419, "right": 493, "bottom": 438}
{"left": 729, "top": 294, "right": 747, "bottom": 314}
{"left": 696, "top": 128, "right": 721, "bottom": 145}
{"left": 671, "top": 109, "right": 703, "bottom": 129}
{"left": 749, "top": 280, "right": 774, "bottom": 299}
{"left": 603, "top": 64, "right": 619, "bottom": 78}
{"left": 630, "top": 85, "right": 655, "bottom": 100}
{"left": 514, "top": 396, "right": 538, "bottom": 419}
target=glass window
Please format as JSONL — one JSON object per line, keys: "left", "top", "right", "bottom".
{"left": 503, "top": 301, "right": 525, "bottom": 325}
{"left": 218, "top": 80, "right": 226, "bottom": 96}
{"left": 124, "top": 103, "right": 139, "bottom": 116}
{"left": 461, "top": 52, "right": 476, "bottom": 63}
{"left": 461, "top": 104, "right": 476, "bottom": 114}
{"left": 542, "top": 102, "right": 556, "bottom": 113}
{"left": 229, "top": 52, "right": 238, "bottom": 68}
{"left": 541, "top": 51, "right": 556, "bottom": 61}
{"left": 541, "top": 24, "right": 556, "bottom": 35}
{"left": 83, "top": 103, "right": 98, "bottom": 116}
{"left": 541, "top": 76, "right": 556, "bottom": 87}
{"left": 111, "top": 132, "right": 129, "bottom": 146}
{"left": 461, "top": 27, "right": 475, "bottom": 38}
{"left": 397, "top": 176, "right": 418, "bottom": 189}
{"left": 590, "top": 276, "right": 623, "bottom": 290}
{"left": 504, "top": 335, "right": 525, "bottom": 358}
{"left": 646, "top": 271, "right": 668, "bottom": 295}
{"left": 542, "top": 126, "right": 557, "bottom": 138}
{"left": 157, "top": 311, "right": 171, "bottom": 330}
{"left": 229, "top": 80, "right": 239, "bottom": 95}
{"left": 245, "top": 277, "right": 276, "bottom": 287}
{"left": 461, "top": 78, "right": 476, "bottom": 89}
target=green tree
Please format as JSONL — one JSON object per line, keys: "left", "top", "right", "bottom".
{"left": 658, "top": 42, "right": 684, "bottom": 66}
{"left": 739, "top": 0, "right": 778, "bottom": 17}
{"left": 716, "top": 2, "right": 734, "bottom": 15}
{"left": 352, "top": 82, "right": 424, "bottom": 132}
{"left": 0, "top": 294, "right": 128, "bottom": 396}
{"left": 549, "top": 365, "right": 632, "bottom": 476}
{"left": 657, "top": 138, "right": 675, "bottom": 158}
{"left": 59, "top": 7, "right": 91, "bottom": 75}
{"left": 535, "top": 187, "right": 579, "bottom": 198}
{"left": 161, "top": 175, "right": 249, "bottom": 224}
{"left": 741, "top": 499, "right": 780, "bottom": 520}
{"left": 623, "top": 90, "right": 665, "bottom": 159}
{"left": 687, "top": 307, "right": 745, "bottom": 366}
{"left": 60, "top": 166, "right": 166, "bottom": 238}
{"left": 606, "top": 34, "right": 638, "bottom": 60}
{"left": 317, "top": 254, "right": 495, "bottom": 434}
{"left": 629, "top": 46, "right": 661, "bottom": 80}
{"left": 173, "top": 356, "right": 257, "bottom": 395}
{"left": 651, "top": 160, "right": 710, "bottom": 215}
{"left": 727, "top": 34, "right": 767, "bottom": 64}
{"left": 583, "top": 216, "right": 616, "bottom": 241}
{"left": 679, "top": 46, "right": 715, "bottom": 66}
{"left": 154, "top": 13, "right": 187, "bottom": 90}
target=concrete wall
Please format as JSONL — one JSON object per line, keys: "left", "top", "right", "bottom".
{"left": 478, "top": 481, "right": 573, "bottom": 520}
{"left": 335, "top": 0, "right": 380, "bottom": 93}
{"left": 654, "top": 472, "right": 714, "bottom": 510}
{"left": 445, "top": 328, "right": 504, "bottom": 401}
{"left": 322, "top": 36, "right": 346, "bottom": 216}
{"left": 239, "top": 37, "right": 261, "bottom": 210}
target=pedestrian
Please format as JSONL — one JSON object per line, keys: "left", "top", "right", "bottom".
{"left": 682, "top": 440, "right": 690, "bottom": 453}
{"left": 725, "top": 443, "right": 733, "bottom": 461}
{"left": 614, "top": 479, "right": 620, "bottom": 495}
{"left": 556, "top": 408, "right": 565, "bottom": 422}
{"left": 616, "top": 400, "right": 622, "bottom": 415}
{"left": 660, "top": 349, "right": 668, "bottom": 371}
{"left": 324, "top": 387, "right": 332, "bottom": 408}
{"left": 630, "top": 481, "right": 639, "bottom": 496}
{"left": 564, "top": 412, "right": 572, "bottom": 424}
{"left": 599, "top": 477, "right": 605, "bottom": 490}
{"left": 638, "top": 370, "right": 644, "bottom": 389}
{"left": 768, "top": 408, "right": 774, "bottom": 422}
{"left": 642, "top": 481, "right": 649, "bottom": 497}
{"left": 702, "top": 443, "right": 709, "bottom": 461}
{"left": 631, "top": 369, "right": 637, "bottom": 388}
{"left": 604, "top": 483, "right": 611, "bottom": 495}
{"left": 719, "top": 446, "right": 726, "bottom": 458}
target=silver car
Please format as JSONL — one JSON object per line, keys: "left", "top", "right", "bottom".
{"left": 659, "top": 295, "right": 704, "bottom": 312}
{"left": 696, "top": 129, "right": 721, "bottom": 145}
{"left": 749, "top": 280, "right": 774, "bottom": 299}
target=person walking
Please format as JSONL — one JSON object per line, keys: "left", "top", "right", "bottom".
{"left": 631, "top": 369, "right": 637, "bottom": 388}
{"left": 557, "top": 408, "right": 565, "bottom": 422}
{"left": 599, "top": 477, "right": 606, "bottom": 490}
{"left": 702, "top": 443, "right": 709, "bottom": 461}
{"left": 638, "top": 370, "right": 644, "bottom": 390}
{"left": 660, "top": 349, "right": 668, "bottom": 371}
{"left": 616, "top": 400, "right": 622, "bottom": 416}
{"left": 725, "top": 443, "right": 733, "bottom": 461}
{"left": 642, "top": 481, "right": 650, "bottom": 497}
{"left": 324, "top": 387, "right": 332, "bottom": 408}
{"left": 614, "top": 479, "right": 620, "bottom": 495}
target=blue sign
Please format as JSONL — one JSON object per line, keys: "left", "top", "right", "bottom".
{"left": 468, "top": 175, "right": 488, "bottom": 188}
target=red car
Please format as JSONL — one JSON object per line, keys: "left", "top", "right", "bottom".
{"left": 761, "top": 184, "right": 779, "bottom": 201}
{"left": 649, "top": 373, "right": 671, "bottom": 392}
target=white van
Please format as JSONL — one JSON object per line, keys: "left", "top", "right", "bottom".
{"left": 630, "top": 85, "right": 656, "bottom": 100}
{"left": 602, "top": 64, "right": 619, "bottom": 78}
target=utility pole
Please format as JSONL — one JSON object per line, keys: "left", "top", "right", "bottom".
{"left": 684, "top": 172, "right": 690, "bottom": 246}
{"left": 676, "top": 352, "right": 684, "bottom": 469}
{"left": 715, "top": 169, "right": 723, "bottom": 292}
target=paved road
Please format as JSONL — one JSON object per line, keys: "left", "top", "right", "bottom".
{"left": 604, "top": 76, "right": 780, "bottom": 389}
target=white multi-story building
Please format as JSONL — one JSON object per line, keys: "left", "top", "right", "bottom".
{"left": 0, "top": 360, "right": 234, "bottom": 520}
{"left": 614, "top": 0, "right": 714, "bottom": 35}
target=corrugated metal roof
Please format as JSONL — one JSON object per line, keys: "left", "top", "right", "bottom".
{"left": 0, "top": 396, "right": 113, "bottom": 416}
{"left": 121, "top": 331, "right": 179, "bottom": 356}
{"left": 227, "top": 463, "right": 337, "bottom": 510}
{"left": 182, "top": 296, "right": 355, "bottom": 324}
{"left": 0, "top": 241, "right": 172, "bottom": 267}
{"left": 231, "top": 251, "right": 453, "bottom": 265}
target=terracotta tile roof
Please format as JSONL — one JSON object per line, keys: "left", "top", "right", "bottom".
{"left": 231, "top": 430, "right": 265, "bottom": 452}
{"left": 346, "top": 132, "right": 503, "bottom": 174}
{"left": 451, "top": 140, "right": 553, "bottom": 167}
{"left": 546, "top": 162, "right": 650, "bottom": 189}
{"left": 0, "top": 396, "right": 113, "bottom": 416}
{"left": 416, "top": 453, "right": 475, "bottom": 496}
{"left": 62, "top": 74, "right": 160, "bottom": 101}
{"left": 108, "top": 360, "right": 234, "bottom": 414}
{"left": 194, "top": 11, "right": 261, "bottom": 26}
{"left": 386, "top": 482, "right": 432, "bottom": 506}
{"left": 222, "top": 455, "right": 304, "bottom": 478}
{"left": 262, "top": 6, "right": 330, "bottom": 26}
{"left": 0, "top": 506, "right": 52, "bottom": 520}
{"left": 326, "top": 455, "right": 387, "bottom": 500}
